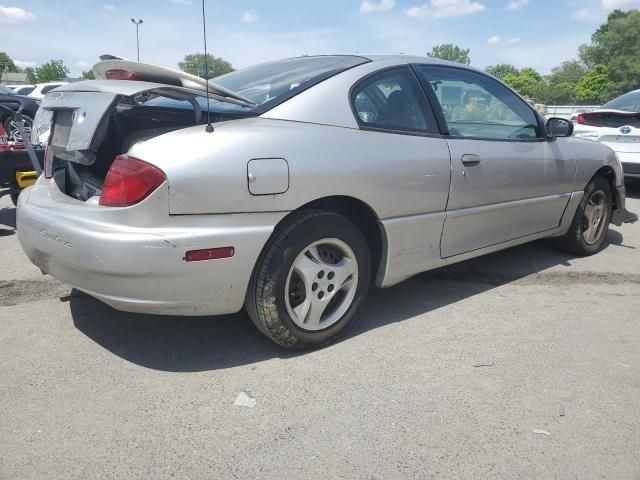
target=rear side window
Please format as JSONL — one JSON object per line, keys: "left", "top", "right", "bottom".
{"left": 351, "top": 67, "right": 438, "bottom": 135}
{"left": 41, "top": 85, "right": 61, "bottom": 94}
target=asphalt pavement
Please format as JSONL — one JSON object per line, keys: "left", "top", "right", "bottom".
{"left": 1, "top": 182, "right": 639, "bottom": 479}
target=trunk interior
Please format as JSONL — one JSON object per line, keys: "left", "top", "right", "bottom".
{"left": 51, "top": 97, "right": 246, "bottom": 201}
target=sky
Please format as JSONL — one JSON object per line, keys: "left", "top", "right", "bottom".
{"left": 1, "top": 0, "right": 639, "bottom": 77}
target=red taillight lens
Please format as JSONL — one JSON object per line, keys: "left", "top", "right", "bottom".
{"left": 99, "top": 155, "right": 166, "bottom": 207}
{"left": 105, "top": 69, "right": 144, "bottom": 81}
{"left": 577, "top": 114, "right": 601, "bottom": 127}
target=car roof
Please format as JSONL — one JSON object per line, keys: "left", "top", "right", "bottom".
{"left": 314, "top": 54, "right": 489, "bottom": 74}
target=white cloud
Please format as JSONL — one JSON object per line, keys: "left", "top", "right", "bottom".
{"left": 406, "top": 0, "right": 485, "bottom": 19}
{"left": 14, "top": 60, "right": 36, "bottom": 69}
{"left": 487, "top": 35, "right": 501, "bottom": 45}
{"left": 0, "top": 5, "right": 36, "bottom": 23}
{"left": 360, "top": 0, "right": 395, "bottom": 13}
{"left": 507, "top": 36, "right": 521, "bottom": 44}
{"left": 103, "top": 3, "right": 115, "bottom": 11}
{"left": 241, "top": 10, "right": 258, "bottom": 23}
{"left": 572, "top": 8, "right": 600, "bottom": 21}
{"left": 507, "top": 0, "right": 529, "bottom": 11}
{"left": 75, "top": 60, "right": 90, "bottom": 68}
{"left": 171, "top": 0, "right": 192, "bottom": 4}
{"left": 602, "top": 0, "right": 640, "bottom": 9}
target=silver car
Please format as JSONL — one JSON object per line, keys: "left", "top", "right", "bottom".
{"left": 17, "top": 55, "right": 637, "bottom": 349}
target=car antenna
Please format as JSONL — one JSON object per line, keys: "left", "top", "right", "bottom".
{"left": 201, "top": 0, "right": 214, "bottom": 133}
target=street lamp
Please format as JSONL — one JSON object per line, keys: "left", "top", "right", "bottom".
{"left": 131, "top": 18, "right": 143, "bottom": 62}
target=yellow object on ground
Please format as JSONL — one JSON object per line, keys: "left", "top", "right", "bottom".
{"left": 16, "top": 171, "right": 38, "bottom": 189}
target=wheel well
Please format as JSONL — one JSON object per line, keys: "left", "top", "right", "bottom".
{"left": 593, "top": 166, "right": 619, "bottom": 210}
{"left": 279, "top": 196, "right": 385, "bottom": 280}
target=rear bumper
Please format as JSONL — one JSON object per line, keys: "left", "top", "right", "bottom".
{"left": 17, "top": 179, "right": 286, "bottom": 315}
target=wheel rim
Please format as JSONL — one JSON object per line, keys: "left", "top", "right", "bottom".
{"left": 7, "top": 118, "right": 32, "bottom": 143}
{"left": 582, "top": 189, "right": 608, "bottom": 245}
{"left": 285, "top": 238, "right": 359, "bottom": 331}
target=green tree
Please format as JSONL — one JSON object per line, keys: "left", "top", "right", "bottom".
{"left": 35, "top": 60, "right": 70, "bottom": 82}
{"left": 575, "top": 64, "right": 614, "bottom": 104}
{"left": 81, "top": 70, "right": 95, "bottom": 80}
{"left": 178, "top": 53, "right": 234, "bottom": 79}
{"left": 0, "top": 52, "right": 18, "bottom": 80}
{"left": 24, "top": 67, "right": 37, "bottom": 84}
{"left": 502, "top": 68, "right": 545, "bottom": 99}
{"left": 485, "top": 64, "right": 518, "bottom": 80}
{"left": 427, "top": 44, "right": 470, "bottom": 65}
{"left": 540, "top": 60, "right": 588, "bottom": 104}
{"left": 578, "top": 9, "right": 640, "bottom": 95}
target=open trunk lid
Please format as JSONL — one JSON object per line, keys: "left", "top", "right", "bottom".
{"left": 93, "top": 59, "right": 255, "bottom": 105}
{"left": 37, "top": 76, "right": 253, "bottom": 201}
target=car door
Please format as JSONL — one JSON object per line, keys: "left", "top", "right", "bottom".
{"left": 350, "top": 66, "right": 452, "bottom": 282}
{"left": 415, "top": 65, "right": 575, "bottom": 258}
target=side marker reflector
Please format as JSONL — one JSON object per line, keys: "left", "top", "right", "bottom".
{"left": 185, "top": 247, "right": 235, "bottom": 262}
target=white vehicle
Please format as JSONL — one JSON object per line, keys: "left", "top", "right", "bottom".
{"left": 27, "top": 82, "right": 69, "bottom": 100}
{"left": 574, "top": 90, "right": 640, "bottom": 179}
{"left": 9, "top": 84, "right": 36, "bottom": 96}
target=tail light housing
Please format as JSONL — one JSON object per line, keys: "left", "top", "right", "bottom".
{"left": 577, "top": 114, "right": 601, "bottom": 127}
{"left": 99, "top": 155, "right": 166, "bottom": 207}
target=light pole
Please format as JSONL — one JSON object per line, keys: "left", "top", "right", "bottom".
{"left": 131, "top": 18, "right": 143, "bottom": 62}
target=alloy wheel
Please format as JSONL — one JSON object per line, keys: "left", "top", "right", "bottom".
{"left": 582, "top": 189, "right": 608, "bottom": 245}
{"left": 285, "top": 238, "right": 359, "bottom": 331}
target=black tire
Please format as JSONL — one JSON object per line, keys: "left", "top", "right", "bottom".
{"left": 246, "top": 210, "right": 371, "bottom": 350}
{"left": 555, "top": 176, "right": 612, "bottom": 256}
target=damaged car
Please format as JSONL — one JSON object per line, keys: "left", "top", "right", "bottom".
{"left": 17, "top": 55, "right": 638, "bottom": 349}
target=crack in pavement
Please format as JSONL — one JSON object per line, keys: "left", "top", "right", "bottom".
{"left": 0, "top": 279, "right": 70, "bottom": 307}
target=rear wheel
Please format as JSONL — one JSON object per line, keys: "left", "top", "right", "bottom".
{"left": 555, "top": 176, "right": 612, "bottom": 256}
{"left": 3, "top": 115, "right": 33, "bottom": 143}
{"left": 246, "top": 210, "right": 371, "bottom": 350}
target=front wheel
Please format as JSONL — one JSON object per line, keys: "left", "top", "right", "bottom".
{"left": 246, "top": 210, "right": 371, "bottom": 350}
{"left": 555, "top": 176, "right": 612, "bottom": 256}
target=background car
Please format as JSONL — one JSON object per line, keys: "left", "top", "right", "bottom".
{"left": 27, "top": 82, "right": 69, "bottom": 100}
{"left": 12, "top": 85, "right": 36, "bottom": 96}
{"left": 17, "top": 55, "right": 637, "bottom": 350}
{"left": 0, "top": 84, "right": 40, "bottom": 142}
{"left": 574, "top": 89, "right": 640, "bottom": 179}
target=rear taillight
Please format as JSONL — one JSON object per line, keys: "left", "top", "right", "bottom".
{"left": 99, "top": 155, "right": 166, "bottom": 207}
{"left": 105, "top": 69, "right": 144, "bottom": 81}
{"left": 577, "top": 114, "right": 601, "bottom": 127}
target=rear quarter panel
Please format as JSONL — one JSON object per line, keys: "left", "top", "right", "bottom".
{"left": 128, "top": 118, "right": 452, "bottom": 220}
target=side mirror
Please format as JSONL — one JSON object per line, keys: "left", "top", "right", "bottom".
{"left": 546, "top": 117, "right": 574, "bottom": 138}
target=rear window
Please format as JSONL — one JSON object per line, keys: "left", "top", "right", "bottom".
{"left": 213, "top": 55, "right": 369, "bottom": 111}
{"left": 602, "top": 91, "right": 640, "bottom": 112}
{"left": 140, "top": 56, "right": 369, "bottom": 115}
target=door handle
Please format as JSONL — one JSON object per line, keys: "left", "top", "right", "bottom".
{"left": 461, "top": 154, "right": 481, "bottom": 166}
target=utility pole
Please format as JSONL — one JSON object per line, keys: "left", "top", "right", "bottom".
{"left": 131, "top": 18, "right": 143, "bottom": 62}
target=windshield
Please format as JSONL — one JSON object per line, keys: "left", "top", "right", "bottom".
{"left": 0, "top": 84, "right": 15, "bottom": 95}
{"left": 602, "top": 90, "right": 640, "bottom": 112}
